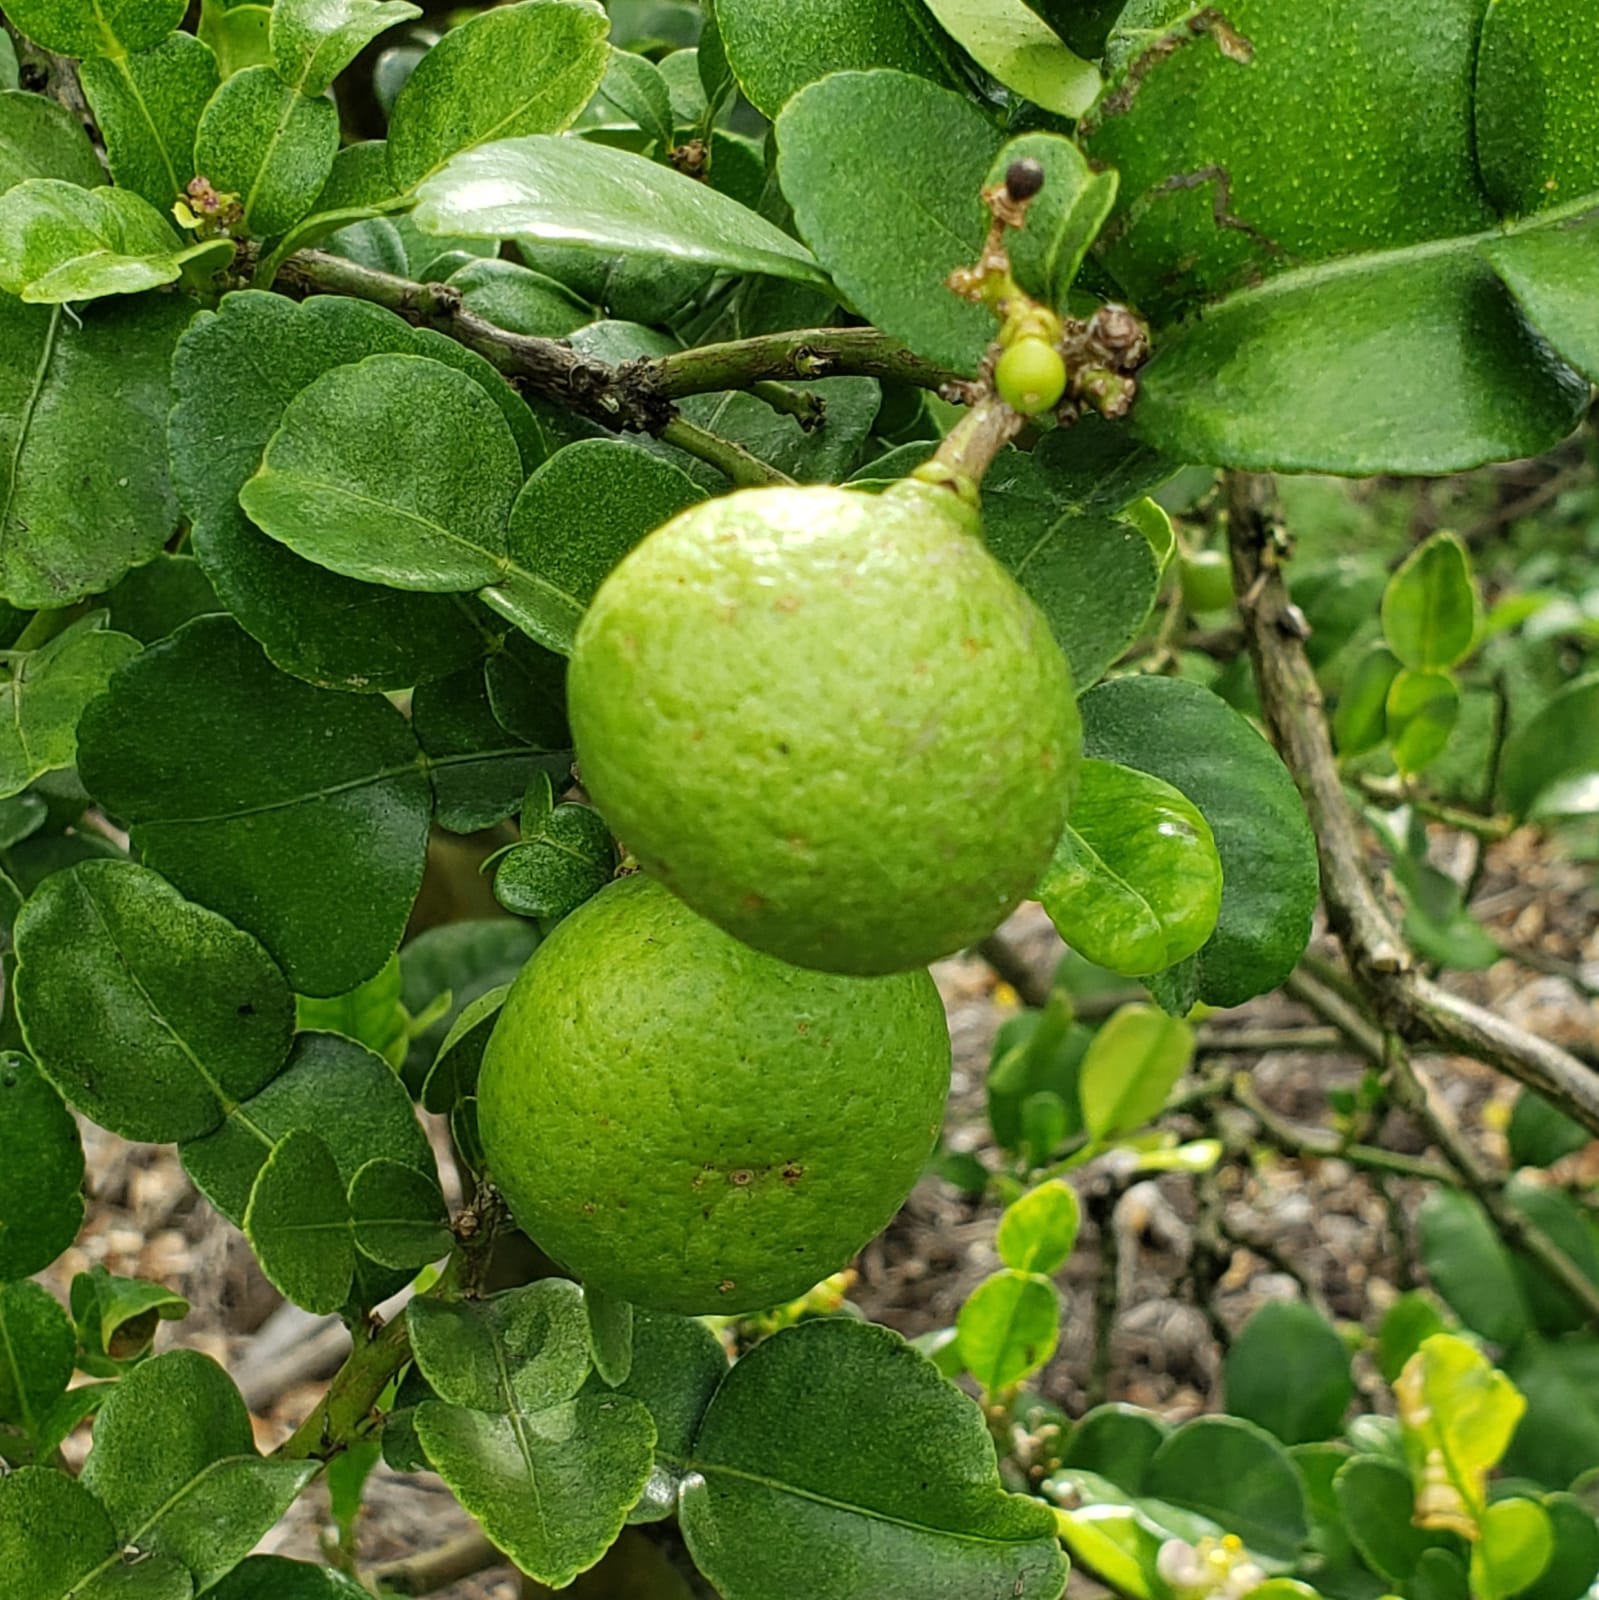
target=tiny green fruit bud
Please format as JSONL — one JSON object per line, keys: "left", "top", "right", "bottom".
{"left": 995, "top": 337, "right": 1067, "bottom": 416}
{"left": 1179, "top": 549, "right": 1237, "bottom": 613}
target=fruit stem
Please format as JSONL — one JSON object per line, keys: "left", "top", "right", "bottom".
{"left": 922, "top": 393, "right": 1026, "bottom": 493}
{"left": 658, "top": 417, "right": 797, "bottom": 487}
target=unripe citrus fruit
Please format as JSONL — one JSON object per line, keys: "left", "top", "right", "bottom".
{"left": 569, "top": 479, "right": 1080, "bottom": 975}
{"left": 478, "top": 874, "right": 951, "bottom": 1314}
{"left": 995, "top": 336, "right": 1067, "bottom": 416}
{"left": 1178, "top": 549, "right": 1235, "bottom": 613}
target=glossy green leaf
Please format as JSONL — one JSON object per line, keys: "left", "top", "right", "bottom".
{"left": 1334, "top": 644, "right": 1402, "bottom": 758}
{"left": 597, "top": 46, "right": 674, "bottom": 151}
{"left": 419, "top": 983, "right": 507, "bottom": 1114}
{"left": 0, "top": 1279, "right": 74, "bottom": 1435}
{"left": 1417, "top": 1188, "right": 1529, "bottom": 1346}
{"left": 207, "top": 1557, "right": 370, "bottom": 1600}
{"left": 80, "top": 33, "right": 217, "bottom": 207}
{"left": 271, "top": 0, "right": 422, "bottom": 96}
{"left": 489, "top": 439, "right": 704, "bottom": 654}
{"left": 244, "top": 1129, "right": 356, "bottom": 1312}
{"left": 1386, "top": 669, "right": 1460, "bottom": 775}
{"left": 714, "top": 0, "right": 963, "bottom": 117}
{"left": 1077, "top": 1003, "right": 1193, "bottom": 1146}
{"left": 386, "top": 0, "right": 611, "bottom": 191}
{"left": 1060, "top": 1405, "right": 1169, "bottom": 1494}
{"left": 0, "top": 36, "right": 14, "bottom": 91}
{"left": 777, "top": 70, "right": 1000, "bottom": 373}
{"left": 1383, "top": 533, "right": 1479, "bottom": 671}
{"left": 0, "top": 1466, "right": 192, "bottom": 1600}
{"left": 1046, "top": 1470, "right": 1194, "bottom": 1600}
{"left": 987, "top": 995, "right": 1086, "bottom": 1155}
{"left": 198, "top": 2, "right": 273, "bottom": 77}
{"left": 1079, "top": 674, "right": 1319, "bottom": 1008}
{"left": 1507, "top": 1090, "right": 1590, "bottom": 1172}
{"left": 0, "top": 290, "right": 189, "bottom": 608}
{"left": 193, "top": 66, "right": 339, "bottom": 237}
{"left": 1482, "top": 215, "right": 1599, "bottom": 385}
{"left": 415, "top": 134, "right": 828, "bottom": 289}
{"left": 494, "top": 788, "right": 615, "bottom": 922}
{"left": 80, "top": 1348, "right": 317, "bottom": 1589}
{"left": 4, "top": 0, "right": 185, "bottom": 58}
{"left": 681, "top": 1317, "right": 1067, "bottom": 1600}
{"left": 1038, "top": 759, "right": 1221, "bottom": 978}
{"left": 13, "top": 859, "right": 295, "bottom": 1142}
{"left": 1376, "top": 1291, "right": 1451, "bottom": 1385}
{"left": 447, "top": 256, "right": 593, "bottom": 337}
{"left": 585, "top": 1284, "right": 634, "bottom": 1388}
{"left": 0, "top": 90, "right": 106, "bottom": 193}
{"left": 180, "top": 1029, "right": 434, "bottom": 1229}
{"left": 1225, "top": 1301, "right": 1353, "bottom": 1446}
{"left": 410, "top": 1280, "right": 656, "bottom": 1588}
{"left": 996, "top": 1179, "right": 1080, "bottom": 1275}
{"left": 240, "top": 352, "right": 524, "bottom": 592}
{"left": 69, "top": 1266, "right": 188, "bottom": 1370}
{"left": 1520, "top": 1494, "right": 1599, "bottom": 1600}
{"left": 295, "top": 953, "right": 407, "bottom": 1066}
{"left": 171, "top": 291, "right": 511, "bottom": 692}
{"left": 1472, "top": 1497, "right": 1554, "bottom": 1600}
{"left": 1499, "top": 674, "right": 1599, "bottom": 820}
{"left": 956, "top": 1270, "right": 1061, "bottom": 1393}
{"left": 0, "top": 1050, "right": 83, "bottom": 1279}
{"left": 922, "top": 0, "right": 1099, "bottom": 117}
{"left": 0, "top": 614, "right": 139, "bottom": 798}
{"left": 1334, "top": 1456, "right": 1454, "bottom": 1584}
{"left": 348, "top": 1157, "right": 450, "bottom": 1270}
{"left": 77, "top": 616, "right": 434, "bottom": 997}
{"left": 1145, "top": 1416, "right": 1308, "bottom": 1562}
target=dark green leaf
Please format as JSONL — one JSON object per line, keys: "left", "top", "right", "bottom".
{"left": 598, "top": 46, "right": 674, "bottom": 151}
{"left": 80, "top": 1348, "right": 317, "bottom": 1589}
{"left": 386, "top": 0, "right": 611, "bottom": 191}
{"left": 1499, "top": 674, "right": 1599, "bottom": 820}
{"left": 271, "top": 0, "right": 421, "bottom": 97}
{"left": 69, "top": 1266, "right": 188, "bottom": 1370}
{"left": 1483, "top": 215, "right": 1599, "bottom": 385}
{"left": 1145, "top": 1416, "right": 1309, "bottom": 1561}
{"left": 13, "top": 859, "right": 295, "bottom": 1142}
{"left": 77, "top": 615, "right": 434, "bottom": 997}
{"left": 1382, "top": 533, "right": 1479, "bottom": 672}
{"left": 677, "top": 376, "right": 883, "bottom": 489}
{"left": 0, "top": 289, "right": 188, "bottom": 609}
{"left": 956, "top": 1270, "right": 1060, "bottom": 1392}
{"left": 415, "top": 134, "right": 829, "bottom": 288}
{"left": 1038, "top": 759, "right": 1221, "bottom": 977}
{"left": 922, "top": 0, "right": 1099, "bottom": 116}
{"left": 1079, "top": 675, "right": 1319, "bottom": 1007}
{"left": 193, "top": 66, "right": 338, "bottom": 237}
{"left": 0, "top": 1050, "right": 83, "bottom": 1279}
{"left": 410, "top": 1280, "right": 657, "bottom": 1588}
{"left": 0, "top": 614, "right": 139, "bottom": 798}
{"left": 1060, "top": 1404, "right": 1169, "bottom": 1494}
{"left": 776, "top": 70, "right": 1000, "bottom": 372}
{"left": 0, "top": 36, "right": 14, "bottom": 91}
{"left": 1077, "top": 1003, "right": 1193, "bottom": 1146}
{"left": 995, "top": 1179, "right": 1080, "bottom": 1275}
{"left": 585, "top": 1284, "right": 634, "bottom": 1388}
{"left": 987, "top": 996, "right": 1086, "bottom": 1154}
{"left": 1506, "top": 1337, "right": 1599, "bottom": 1490}
{"left": 1226, "top": 1301, "right": 1353, "bottom": 1446}
{"left": 1507, "top": 1091, "right": 1590, "bottom": 1172}
{"left": 103, "top": 555, "right": 220, "bottom": 644}
{"left": 419, "top": 983, "right": 508, "bottom": 1114}
{"left": 0, "top": 90, "right": 106, "bottom": 192}
{"left": 245, "top": 1129, "right": 356, "bottom": 1313}
{"left": 170, "top": 290, "right": 510, "bottom": 692}
{"left": 447, "top": 256, "right": 593, "bottom": 337}
{"left": 494, "top": 778, "right": 615, "bottom": 923}
{"left": 680, "top": 1318, "right": 1068, "bottom": 1600}
{"left": 1505, "top": 1180, "right": 1599, "bottom": 1339}
{"left": 240, "top": 352, "right": 524, "bottom": 592}
{"left": 0, "top": 1279, "right": 75, "bottom": 1435}
{"left": 207, "top": 1556, "right": 370, "bottom": 1600}
{"left": 714, "top": 0, "right": 964, "bottom": 117}
{"left": 1376, "top": 1291, "right": 1451, "bottom": 1385}
{"left": 80, "top": 33, "right": 217, "bottom": 208}
{"left": 348, "top": 1157, "right": 451, "bottom": 1270}
{"left": 1335, "top": 1456, "right": 1454, "bottom": 1583}
{"left": 3, "top": 0, "right": 185, "bottom": 58}
{"left": 1417, "top": 1188, "right": 1528, "bottom": 1345}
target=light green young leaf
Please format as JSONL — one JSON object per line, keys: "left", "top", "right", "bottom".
{"left": 1499, "top": 674, "right": 1599, "bottom": 820}
{"left": 1333, "top": 643, "right": 1402, "bottom": 757}
{"left": 414, "top": 134, "right": 830, "bottom": 289}
{"left": 244, "top": 1130, "right": 356, "bottom": 1312}
{"left": 296, "top": 953, "right": 408, "bottom": 1065}
{"left": 193, "top": 65, "right": 339, "bottom": 236}
{"left": 1386, "top": 669, "right": 1459, "bottom": 775}
{"left": 0, "top": 90, "right": 106, "bottom": 193}
{"left": 69, "top": 1265, "right": 188, "bottom": 1371}
{"left": 996, "top": 1180, "right": 1080, "bottom": 1275}
{"left": 922, "top": 0, "right": 1100, "bottom": 117}
{"left": 956, "top": 1270, "right": 1061, "bottom": 1394}
{"left": 386, "top": 0, "right": 611, "bottom": 191}
{"left": 13, "top": 859, "right": 296, "bottom": 1143}
{"left": 1382, "top": 532, "right": 1480, "bottom": 671}
{"left": 80, "top": 33, "right": 217, "bottom": 207}
{"left": 0, "top": 1051, "right": 84, "bottom": 1280}
{"left": 1078, "top": 1004, "right": 1194, "bottom": 1147}
{"left": 0, "top": 34, "right": 17, "bottom": 91}
{"left": 271, "top": 0, "right": 422, "bottom": 96}
{"left": 1471, "top": 1498, "right": 1554, "bottom": 1600}
{"left": 3, "top": 0, "right": 186, "bottom": 59}
{"left": 198, "top": 1, "right": 274, "bottom": 77}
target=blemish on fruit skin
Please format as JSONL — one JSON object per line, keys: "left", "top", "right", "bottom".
{"left": 729, "top": 1169, "right": 753, "bottom": 1186}
{"left": 718, "top": 1278, "right": 736, "bottom": 1294}
{"left": 775, "top": 594, "right": 802, "bottom": 613}
{"left": 582, "top": 1201, "right": 596, "bottom": 1215}
{"left": 781, "top": 1163, "right": 804, "bottom": 1184}
{"left": 742, "top": 891, "right": 766, "bottom": 913}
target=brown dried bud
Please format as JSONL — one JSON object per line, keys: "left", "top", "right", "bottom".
{"left": 1004, "top": 158, "right": 1046, "bottom": 202}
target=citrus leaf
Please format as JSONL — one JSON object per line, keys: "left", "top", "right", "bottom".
{"left": 679, "top": 1318, "right": 1068, "bottom": 1600}
{"left": 922, "top": 0, "right": 1099, "bottom": 117}
{"left": 13, "top": 860, "right": 296, "bottom": 1143}
{"left": 1079, "top": 674, "right": 1318, "bottom": 1008}
{"left": 776, "top": 70, "right": 1000, "bottom": 373}
{"left": 494, "top": 786, "right": 615, "bottom": 923}
{"left": 348, "top": 1157, "right": 451, "bottom": 1271}
{"left": 0, "top": 90, "right": 106, "bottom": 192}
{"left": 1333, "top": 1456, "right": 1456, "bottom": 1585}
{"left": 1038, "top": 759, "right": 1221, "bottom": 977}
{"left": 1417, "top": 1188, "right": 1529, "bottom": 1346}
{"left": 1386, "top": 669, "right": 1460, "bottom": 775}
{"left": 447, "top": 255, "right": 592, "bottom": 338}
{"left": 0, "top": 1051, "right": 83, "bottom": 1279}
{"left": 995, "top": 1179, "right": 1080, "bottom": 1275}
{"left": 1060, "top": 1404, "right": 1169, "bottom": 1493}
{"left": 296, "top": 954, "right": 407, "bottom": 1066}
{"left": 3, "top": 0, "right": 185, "bottom": 58}
{"left": 1499, "top": 674, "right": 1599, "bottom": 820}
{"left": 1520, "top": 1494, "right": 1599, "bottom": 1600}
{"left": 596, "top": 45, "right": 674, "bottom": 151}
{"left": 955, "top": 1270, "right": 1061, "bottom": 1393}
{"left": 1471, "top": 1497, "right": 1554, "bottom": 1600}
{"left": 271, "top": 0, "right": 421, "bottom": 97}
{"left": 419, "top": 983, "right": 508, "bottom": 1114}
{"left": 1077, "top": 1003, "right": 1193, "bottom": 1147}
{"left": 200, "top": 4, "right": 273, "bottom": 77}
{"left": 80, "top": 1348, "right": 318, "bottom": 1589}
{"left": 1505, "top": 1339, "right": 1599, "bottom": 1491}
{"left": 584, "top": 1284, "right": 634, "bottom": 1388}
{"left": 714, "top": 0, "right": 964, "bottom": 118}
{"left": 244, "top": 1129, "right": 356, "bottom": 1313}
{"left": 80, "top": 33, "right": 217, "bottom": 208}
{"left": 0, "top": 288, "right": 188, "bottom": 609}
{"left": 410, "top": 1280, "right": 656, "bottom": 1588}
{"left": 1333, "top": 644, "right": 1401, "bottom": 757}
{"left": 1382, "top": 533, "right": 1479, "bottom": 671}
{"left": 1507, "top": 1090, "right": 1590, "bottom": 1172}
{"left": 76, "top": 615, "right": 434, "bottom": 997}
{"left": 1225, "top": 1302, "right": 1353, "bottom": 1446}
{"left": 1482, "top": 215, "right": 1599, "bottom": 384}
{"left": 207, "top": 1557, "right": 370, "bottom": 1600}
{"left": 386, "top": 0, "right": 611, "bottom": 191}
{"left": 170, "top": 290, "right": 513, "bottom": 693}
{"left": 0, "top": 1279, "right": 75, "bottom": 1437}
{"left": 69, "top": 1266, "right": 188, "bottom": 1371}
{"left": 414, "top": 134, "right": 830, "bottom": 289}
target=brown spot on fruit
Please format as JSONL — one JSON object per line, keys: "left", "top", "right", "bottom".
{"left": 729, "top": 1170, "right": 753, "bottom": 1186}
{"left": 775, "top": 594, "right": 802, "bottom": 613}
{"left": 782, "top": 1163, "right": 804, "bottom": 1183}
{"left": 719, "top": 1278, "right": 735, "bottom": 1294}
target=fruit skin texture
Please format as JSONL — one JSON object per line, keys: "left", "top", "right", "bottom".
{"left": 569, "top": 479, "right": 1081, "bottom": 975}
{"left": 1179, "top": 549, "right": 1236, "bottom": 613}
{"left": 477, "top": 874, "right": 952, "bottom": 1315}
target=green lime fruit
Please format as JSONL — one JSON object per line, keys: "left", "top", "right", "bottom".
{"left": 569, "top": 479, "right": 1080, "bottom": 975}
{"left": 1178, "top": 549, "right": 1236, "bottom": 613}
{"left": 478, "top": 873, "right": 952, "bottom": 1314}
{"left": 995, "top": 336, "right": 1068, "bottom": 416}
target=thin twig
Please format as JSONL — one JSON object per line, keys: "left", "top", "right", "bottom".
{"left": 275, "top": 1311, "right": 412, "bottom": 1463}
{"left": 659, "top": 416, "right": 795, "bottom": 487}
{"left": 370, "top": 1531, "right": 503, "bottom": 1596}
